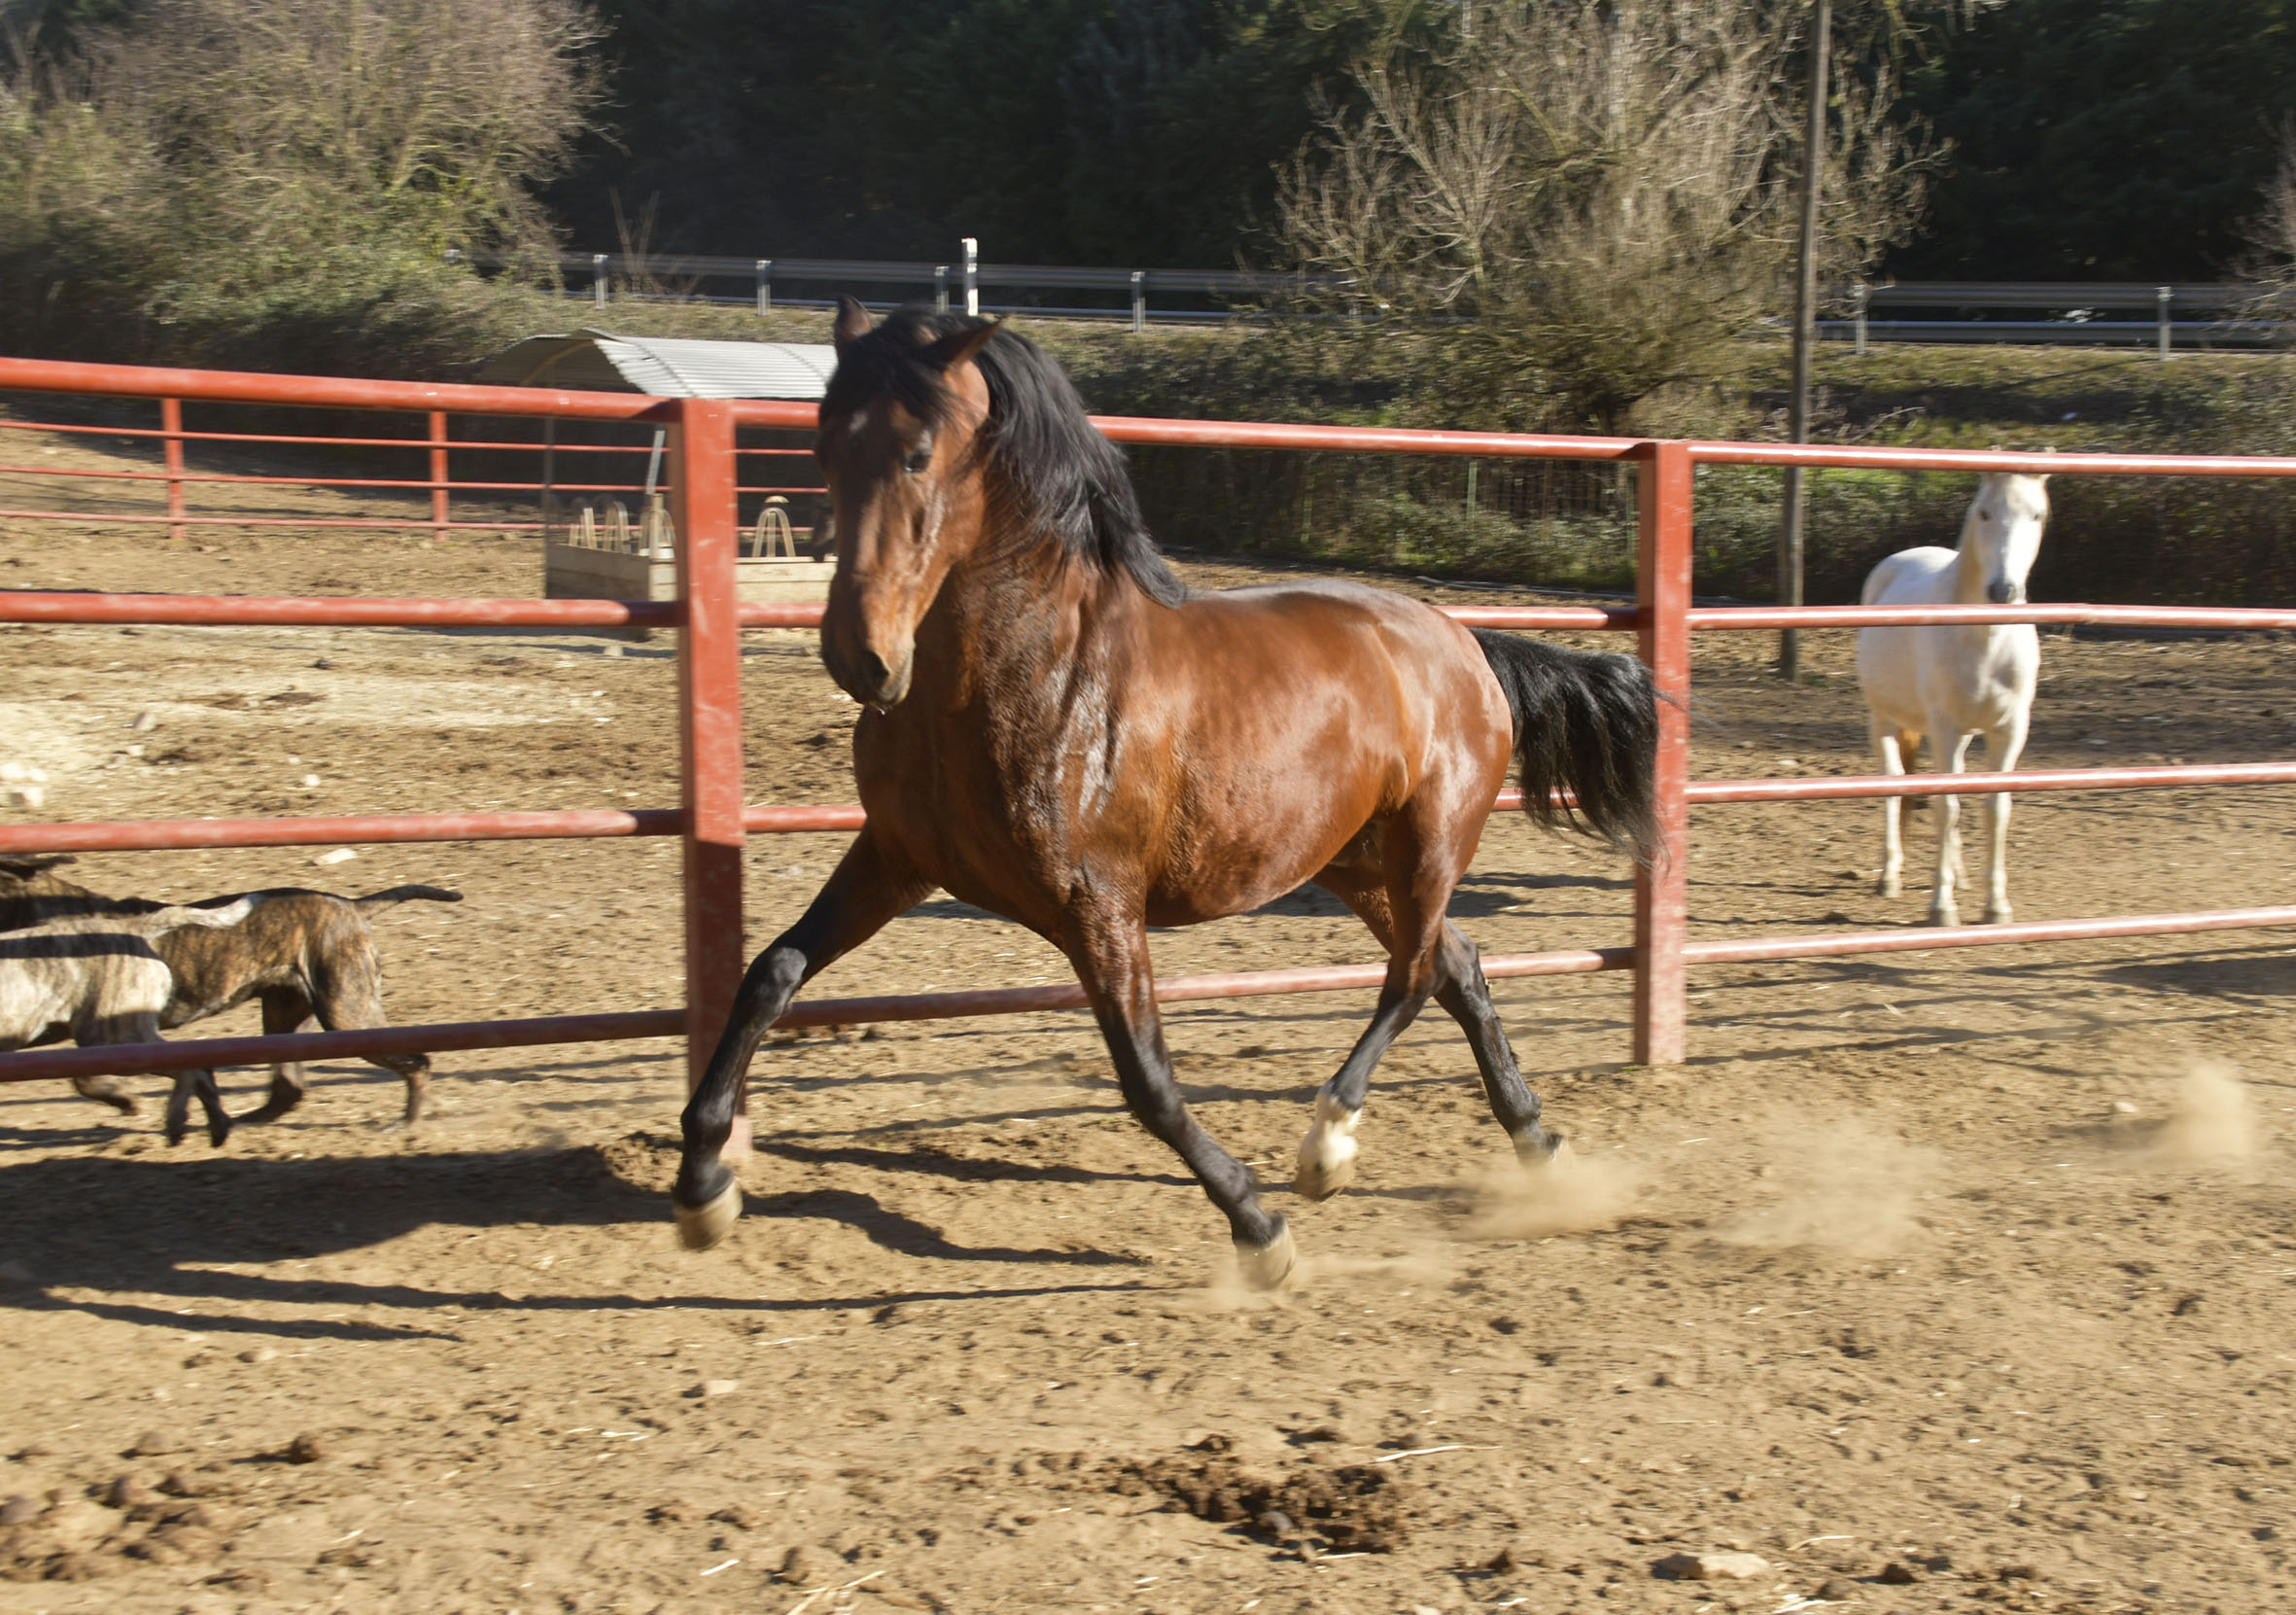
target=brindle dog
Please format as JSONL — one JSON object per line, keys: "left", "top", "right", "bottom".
{"left": 0, "top": 855, "right": 459, "bottom": 1138}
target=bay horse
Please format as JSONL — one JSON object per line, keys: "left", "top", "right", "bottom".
{"left": 1856, "top": 473, "right": 2050, "bottom": 926}
{"left": 673, "top": 300, "right": 1659, "bottom": 1289}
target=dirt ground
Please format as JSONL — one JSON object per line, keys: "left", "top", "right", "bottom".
{"left": 2, "top": 423, "right": 2294, "bottom": 1615}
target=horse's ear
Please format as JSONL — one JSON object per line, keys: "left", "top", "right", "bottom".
{"left": 833, "top": 296, "right": 873, "bottom": 353}
{"left": 922, "top": 317, "right": 1002, "bottom": 372}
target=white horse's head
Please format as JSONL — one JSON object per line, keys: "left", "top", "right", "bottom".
{"left": 1962, "top": 473, "right": 2050, "bottom": 606}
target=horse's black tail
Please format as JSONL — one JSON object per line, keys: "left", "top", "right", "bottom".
{"left": 1471, "top": 629, "right": 1660, "bottom": 866}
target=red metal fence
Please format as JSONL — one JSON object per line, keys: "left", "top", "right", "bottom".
{"left": 0, "top": 369, "right": 822, "bottom": 543}
{"left": 5, "top": 356, "right": 2296, "bottom": 1099}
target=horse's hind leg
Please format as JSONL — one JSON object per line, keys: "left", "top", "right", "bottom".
{"left": 1293, "top": 823, "right": 1461, "bottom": 1202}
{"left": 1310, "top": 870, "right": 1554, "bottom": 1193}
{"left": 1066, "top": 915, "right": 1291, "bottom": 1288}
{"left": 1430, "top": 925, "right": 1559, "bottom": 1166}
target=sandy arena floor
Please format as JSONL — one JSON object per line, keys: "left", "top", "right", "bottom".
{"left": 1, "top": 430, "right": 2293, "bottom": 1615}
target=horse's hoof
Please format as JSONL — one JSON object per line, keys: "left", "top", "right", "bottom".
{"left": 1512, "top": 1127, "right": 1566, "bottom": 1169}
{"left": 1929, "top": 906, "right": 1960, "bottom": 929}
{"left": 674, "top": 1179, "right": 742, "bottom": 1250}
{"left": 1234, "top": 1222, "right": 1297, "bottom": 1292}
{"left": 1984, "top": 905, "right": 2012, "bottom": 926}
{"left": 1876, "top": 877, "right": 1901, "bottom": 899}
{"left": 206, "top": 1121, "right": 232, "bottom": 1148}
{"left": 1293, "top": 1093, "right": 1361, "bottom": 1201}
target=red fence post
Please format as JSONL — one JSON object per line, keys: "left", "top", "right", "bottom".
{"left": 427, "top": 409, "right": 450, "bottom": 542}
{"left": 160, "top": 397, "right": 187, "bottom": 543}
{"left": 671, "top": 400, "right": 749, "bottom": 1157}
{"left": 1632, "top": 439, "right": 1693, "bottom": 1065}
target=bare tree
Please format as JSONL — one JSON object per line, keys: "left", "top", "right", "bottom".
{"left": 1276, "top": 0, "right": 1931, "bottom": 432}
{"left": 2240, "top": 123, "right": 2296, "bottom": 309}
{"left": 95, "top": 0, "right": 603, "bottom": 260}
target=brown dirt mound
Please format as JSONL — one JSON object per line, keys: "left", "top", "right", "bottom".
{"left": 593, "top": 1129, "right": 682, "bottom": 1192}
{"left": 1106, "top": 1439, "right": 1410, "bottom": 1553}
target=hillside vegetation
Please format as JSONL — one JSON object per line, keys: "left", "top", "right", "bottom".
{"left": 4, "top": 0, "right": 2296, "bottom": 604}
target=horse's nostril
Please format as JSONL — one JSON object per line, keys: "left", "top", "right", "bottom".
{"left": 1987, "top": 580, "right": 2017, "bottom": 605}
{"left": 859, "top": 649, "right": 892, "bottom": 687}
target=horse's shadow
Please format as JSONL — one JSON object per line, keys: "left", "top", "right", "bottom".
{"left": 2094, "top": 953, "right": 2296, "bottom": 1002}
{"left": 0, "top": 1143, "right": 1144, "bottom": 1337}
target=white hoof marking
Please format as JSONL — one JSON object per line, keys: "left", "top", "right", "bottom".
{"left": 1235, "top": 1223, "right": 1297, "bottom": 1292}
{"left": 1294, "top": 1091, "right": 1362, "bottom": 1201}
{"left": 674, "top": 1179, "right": 742, "bottom": 1250}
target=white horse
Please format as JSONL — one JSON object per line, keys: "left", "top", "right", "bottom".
{"left": 1854, "top": 473, "right": 2050, "bottom": 927}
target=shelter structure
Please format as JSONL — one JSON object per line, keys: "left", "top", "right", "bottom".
{"left": 475, "top": 331, "right": 836, "bottom": 615}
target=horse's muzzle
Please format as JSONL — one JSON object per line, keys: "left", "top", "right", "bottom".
{"left": 824, "top": 639, "right": 914, "bottom": 708}
{"left": 1986, "top": 579, "right": 2025, "bottom": 606}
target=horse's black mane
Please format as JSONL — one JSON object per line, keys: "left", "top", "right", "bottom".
{"left": 823, "top": 306, "right": 1187, "bottom": 609}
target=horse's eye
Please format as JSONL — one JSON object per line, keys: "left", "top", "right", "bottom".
{"left": 901, "top": 442, "right": 933, "bottom": 474}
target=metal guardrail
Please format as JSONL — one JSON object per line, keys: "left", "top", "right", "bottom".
{"left": 1828, "top": 281, "right": 2285, "bottom": 355}
{"left": 450, "top": 245, "right": 1327, "bottom": 332}
{"left": 457, "top": 248, "right": 2294, "bottom": 350}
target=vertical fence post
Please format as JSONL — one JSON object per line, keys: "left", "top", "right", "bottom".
{"left": 1853, "top": 282, "right": 1869, "bottom": 357}
{"left": 1632, "top": 439, "right": 1693, "bottom": 1067}
{"left": 594, "top": 252, "right": 609, "bottom": 310}
{"left": 1131, "top": 269, "right": 1147, "bottom": 334}
{"left": 755, "top": 259, "right": 772, "bottom": 315}
{"left": 2157, "top": 285, "right": 2173, "bottom": 361}
{"left": 935, "top": 265, "right": 950, "bottom": 313}
{"left": 962, "top": 236, "right": 979, "bottom": 317}
{"left": 427, "top": 410, "right": 450, "bottom": 543}
{"left": 160, "top": 397, "right": 188, "bottom": 544}
{"left": 671, "top": 400, "right": 749, "bottom": 1158}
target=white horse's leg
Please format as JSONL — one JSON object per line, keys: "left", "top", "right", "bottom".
{"left": 1929, "top": 727, "right": 1975, "bottom": 927}
{"left": 1873, "top": 722, "right": 1909, "bottom": 898}
{"left": 1981, "top": 714, "right": 2030, "bottom": 924}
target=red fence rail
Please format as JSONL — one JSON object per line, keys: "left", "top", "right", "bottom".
{"left": 0, "top": 379, "right": 822, "bottom": 539}
{"left": 4, "top": 355, "right": 2296, "bottom": 1094}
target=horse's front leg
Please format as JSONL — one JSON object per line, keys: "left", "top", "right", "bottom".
{"left": 1929, "top": 726, "right": 1976, "bottom": 927}
{"left": 1872, "top": 721, "right": 1910, "bottom": 899}
{"left": 673, "top": 828, "right": 929, "bottom": 1249}
{"left": 1067, "top": 915, "right": 1292, "bottom": 1289}
{"left": 1981, "top": 714, "right": 2030, "bottom": 924}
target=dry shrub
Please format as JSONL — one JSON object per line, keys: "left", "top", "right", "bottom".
{"left": 0, "top": 0, "right": 602, "bottom": 371}
{"left": 1275, "top": 0, "right": 1931, "bottom": 433}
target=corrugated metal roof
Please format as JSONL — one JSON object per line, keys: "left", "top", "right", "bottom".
{"left": 474, "top": 330, "right": 837, "bottom": 399}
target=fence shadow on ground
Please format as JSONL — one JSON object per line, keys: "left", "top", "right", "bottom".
{"left": 0, "top": 1141, "right": 1155, "bottom": 1337}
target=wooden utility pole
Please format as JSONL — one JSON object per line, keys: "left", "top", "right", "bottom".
{"left": 1779, "top": 0, "right": 1831, "bottom": 681}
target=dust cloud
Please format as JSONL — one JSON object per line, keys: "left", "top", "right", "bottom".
{"left": 1716, "top": 1113, "right": 1938, "bottom": 1256}
{"left": 2155, "top": 1060, "right": 2257, "bottom": 1165}
{"left": 1463, "top": 1141, "right": 1643, "bottom": 1240}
